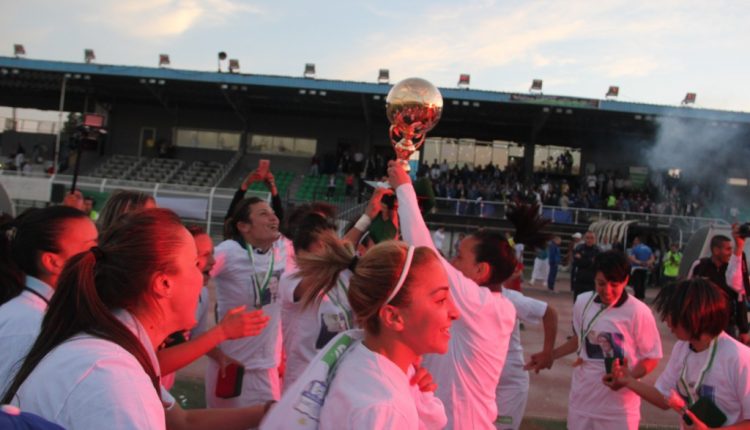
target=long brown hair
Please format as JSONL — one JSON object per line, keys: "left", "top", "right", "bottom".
{"left": 296, "top": 233, "right": 437, "bottom": 335}
{"left": 97, "top": 190, "right": 155, "bottom": 232}
{"left": 0, "top": 206, "right": 90, "bottom": 305}
{"left": 2, "top": 208, "right": 186, "bottom": 403}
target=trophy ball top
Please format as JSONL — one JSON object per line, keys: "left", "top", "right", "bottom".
{"left": 385, "top": 77, "right": 443, "bottom": 132}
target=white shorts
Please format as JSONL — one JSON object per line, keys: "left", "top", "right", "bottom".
{"left": 495, "top": 382, "right": 529, "bottom": 430}
{"left": 204, "top": 359, "right": 281, "bottom": 408}
{"left": 567, "top": 409, "right": 639, "bottom": 430}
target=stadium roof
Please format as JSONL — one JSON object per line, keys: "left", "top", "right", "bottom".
{"left": 2, "top": 56, "right": 750, "bottom": 149}
{"left": 3, "top": 56, "right": 749, "bottom": 121}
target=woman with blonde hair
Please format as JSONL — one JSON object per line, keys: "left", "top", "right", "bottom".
{"left": 262, "top": 235, "right": 459, "bottom": 429}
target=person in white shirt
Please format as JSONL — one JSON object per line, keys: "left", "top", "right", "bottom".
{"left": 209, "top": 197, "right": 295, "bottom": 407}
{"left": 550, "top": 250, "right": 662, "bottom": 430}
{"left": 279, "top": 204, "right": 355, "bottom": 390}
{"left": 0, "top": 206, "right": 98, "bottom": 391}
{"left": 388, "top": 160, "right": 517, "bottom": 429}
{"left": 262, "top": 237, "right": 457, "bottom": 429}
{"left": 1, "top": 209, "right": 203, "bottom": 429}
{"left": 496, "top": 287, "right": 558, "bottom": 430}
{"left": 610, "top": 278, "right": 750, "bottom": 429}
{"left": 158, "top": 225, "right": 270, "bottom": 390}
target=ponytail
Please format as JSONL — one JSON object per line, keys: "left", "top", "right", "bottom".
{"left": 2, "top": 208, "right": 184, "bottom": 403}
{"left": 296, "top": 230, "right": 356, "bottom": 309}
{"left": 297, "top": 238, "right": 438, "bottom": 335}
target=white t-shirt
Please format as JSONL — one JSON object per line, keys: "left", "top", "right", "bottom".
{"left": 211, "top": 236, "right": 294, "bottom": 370}
{"left": 279, "top": 268, "right": 353, "bottom": 390}
{"left": 190, "top": 287, "right": 211, "bottom": 338}
{"left": 0, "top": 276, "right": 54, "bottom": 393}
{"left": 655, "top": 332, "right": 750, "bottom": 427}
{"left": 12, "top": 310, "right": 166, "bottom": 430}
{"left": 569, "top": 291, "right": 663, "bottom": 420}
{"left": 397, "top": 183, "right": 517, "bottom": 429}
{"left": 320, "top": 342, "right": 442, "bottom": 429}
{"left": 498, "top": 287, "right": 547, "bottom": 389}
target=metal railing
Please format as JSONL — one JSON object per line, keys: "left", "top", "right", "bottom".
{"left": 432, "top": 197, "right": 728, "bottom": 234}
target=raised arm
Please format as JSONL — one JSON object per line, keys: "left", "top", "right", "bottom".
{"left": 388, "top": 161, "right": 438, "bottom": 251}
{"left": 158, "top": 306, "right": 269, "bottom": 374}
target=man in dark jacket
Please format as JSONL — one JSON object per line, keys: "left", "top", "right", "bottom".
{"left": 572, "top": 231, "right": 600, "bottom": 300}
{"left": 690, "top": 234, "right": 749, "bottom": 343}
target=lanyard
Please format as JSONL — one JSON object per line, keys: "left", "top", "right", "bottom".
{"left": 247, "top": 245, "right": 275, "bottom": 309}
{"left": 327, "top": 279, "right": 352, "bottom": 329}
{"left": 577, "top": 293, "right": 611, "bottom": 356}
{"left": 678, "top": 337, "right": 719, "bottom": 406}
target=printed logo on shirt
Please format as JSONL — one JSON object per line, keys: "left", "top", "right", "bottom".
{"left": 585, "top": 331, "right": 624, "bottom": 360}
{"left": 294, "top": 380, "right": 327, "bottom": 423}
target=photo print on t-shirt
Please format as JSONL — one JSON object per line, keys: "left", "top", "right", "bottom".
{"left": 585, "top": 331, "right": 624, "bottom": 359}
{"left": 259, "top": 273, "right": 282, "bottom": 307}
{"left": 315, "top": 312, "right": 349, "bottom": 349}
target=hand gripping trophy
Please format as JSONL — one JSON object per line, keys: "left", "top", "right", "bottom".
{"left": 385, "top": 78, "right": 443, "bottom": 171}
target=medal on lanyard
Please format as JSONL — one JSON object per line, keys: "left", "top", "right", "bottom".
{"left": 247, "top": 245, "right": 275, "bottom": 309}
{"left": 678, "top": 337, "right": 718, "bottom": 406}
{"left": 327, "top": 279, "right": 352, "bottom": 330}
{"left": 574, "top": 293, "right": 611, "bottom": 366}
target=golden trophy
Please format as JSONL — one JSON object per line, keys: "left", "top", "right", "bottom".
{"left": 385, "top": 77, "right": 443, "bottom": 171}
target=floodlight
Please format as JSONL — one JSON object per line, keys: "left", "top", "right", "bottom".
{"left": 530, "top": 79, "right": 543, "bottom": 93}
{"left": 682, "top": 92, "right": 696, "bottom": 105}
{"left": 228, "top": 59, "right": 240, "bottom": 73}
{"left": 159, "top": 54, "right": 170, "bottom": 67}
{"left": 304, "top": 63, "right": 316, "bottom": 79}
{"left": 378, "top": 69, "right": 389, "bottom": 84}
{"left": 14, "top": 44, "right": 25, "bottom": 57}
{"left": 458, "top": 74, "right": 470, "bottom": 89}
{"left": 606, "top": 86, "right": 619, "bottom": 98}
{"left": 84, "top": 49, "right": 95, "bottom": 63}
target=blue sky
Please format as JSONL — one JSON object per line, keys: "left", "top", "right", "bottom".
{"left": 2, "top": 0, "right": 749, "bottom": 118}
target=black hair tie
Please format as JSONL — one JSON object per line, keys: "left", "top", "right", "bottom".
{"left": 348, "top": 256, "right": 359, "bottom": 272}
{"left": 90, "top": 246, "right": 105, "bottom": 262}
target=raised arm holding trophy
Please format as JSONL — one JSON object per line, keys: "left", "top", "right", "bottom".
{"left": 385, "top": 77, "right": 443, "bottom": 171}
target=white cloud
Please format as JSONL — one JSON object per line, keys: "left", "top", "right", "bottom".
{"left": 82, "top": 0, "right": 264, "bottom": 38}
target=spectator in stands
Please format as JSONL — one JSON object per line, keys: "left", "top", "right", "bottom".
{"left": 551, "top": 251, "right": 662, "bottom": 430}
{"left": 83, "top": 196, "right": 98, "bottom": 221}
{"left": 628, "top": 236, "right": 654, "bottom": 300}
{"left": 326, "top": 174, "right": 336, "bottom": 200}
{"left": 547, "top": 235, "right": 562, "bottom": 292}
{"left": 689, "top": 234, "right": 750, "bottom": 344}
{"left": 211, "top": 197, "right": 295, "bottom": 408}
{"left": 309, "top": 155, "right": 319, "bottom": 176}
{"left": 226, "top": 169, "right": 283, "bottom": 225}
{"left": 344, "top": 173, "right": 354, "bottom": 197}
{"left": 97, "top": 190, "right": 155, "bottom": 231}
{"left": 390, "top": 160, "right": 517, "bottom": 429}
{"left": 0, "top": 207, "right": 98, "bottom": 386}
{"left": 610, "top": 278, "right": 750, "bottom": 429}
{"left": 572, "top": 231, "right": 600, "bottom": 300}
{"left": 661, "top": 243, "right": 681, "bottom": 286}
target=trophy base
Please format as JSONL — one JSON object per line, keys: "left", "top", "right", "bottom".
{"left": 397, "top": 158, "right": 411, "bottom": 172}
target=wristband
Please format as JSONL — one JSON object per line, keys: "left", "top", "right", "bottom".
{"left": 354, "top": 214, "right": 372, "bottom": 232}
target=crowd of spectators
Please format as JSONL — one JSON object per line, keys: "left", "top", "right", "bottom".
{"left": 415, "top": 159, "right": 717, "bottom": 218}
